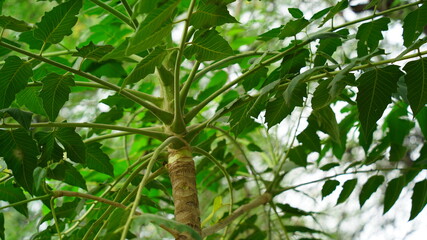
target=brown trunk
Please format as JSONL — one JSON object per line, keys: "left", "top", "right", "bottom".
{"left": 167, "top": 146, "right": 201, "bottom": 239}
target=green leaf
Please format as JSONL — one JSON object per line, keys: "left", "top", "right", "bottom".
{"left": 288, "top": 146, "right": 308, "bottom": 167}
{"left": 311, "top": 7, "right": 332, "bottom": 20}
{"left": 265, "top": 83, "right": 306, "bottom": 128}
{"left": 383, "top": 176, "right": 405, "bottom": 214}
{"left": 191, "top": 0, "right": 238, "bottom": 28}
{"left": 359, "top": 175, "right": 385, "bottom": 207}
{"left": 122, "top": 47, "right": 166, "bottom": 87}
{"left": 402, "top": 4, "right": 427, "bottom": 47}
{"left": 320, "top": 0, "right": 348, "bottom": 27}
{"left": 0, "top": 56, "right": 33, "bottom": 108}
{"left": 0, "top": 108, "right": 32, "bottom": 130}
{"left": 288, "top": 8, "right": 304, "bottom": 18}
{"left": 72, "top": 42, "right": 114, "bottom": 61}
{"left": 280, "top": 49, "right": 309, "bottom": 77}
{"left": 0, "top": 180, "right": 28, "bottom": 216}
{"left": 257, "top": 25, "right": 283, "bottom": 41}
{"left": 39, "top": 73, "right": 75, "bottom": 121}
{"left": 0, "top": 213, "right": 4, "bottom": 240}
{"left": 0, "top": 15, "right": 32, "bottom": 32}
{"left": 319, "top": 162, "right": 339, "bottom": 171}
{"left": 0, "top": 129, "right": 39, "bottom": 193}
{"left": 297, "top": 126, "right": 321, "bottom": 153}
{"left": 337, "top": 179, "right": 357, "bottom": 205}
{"left": 410, "top": 179, "right": 427, "bottom": 220}
{"left": 283, "top": 67, "right": 322, "bottom": 105}
{"left": 33, "top": 167, "right": 47, "bottom": 193}
{"left": 309, "top": 106, "right": 340, "bottom": 144}
{"left": 356, "top": 17, "right": 390, "bottom": 57}
{"left": 127, "top": 0, "right": 179, "bottom": 54}
{"left": 321, "top": 180, "right": 340, "bottom": 199}
{"left": 100, "top": 38, "right": 130, "bottom": 61}
{"left": 47, "top": 161, "right": 87, "bottom": 190}
{"left": 276, "top": 203, "right": 312, "bottom": 216}
{"left": 134, "top": 0, "right": 160, "bottom": 14}
{"left": 18, "top": 31, "right": 49, "bottom": 50}
{"left": 416, "top": 107, "right": 427, "bottom": 138}
{"left": 126, "top": 21, "right": 172, "bottom": 55}
{"left": 16, "top": 87, "right": 47, "bottom": 116}
{"left": 247, "top": 143, "right": 263, "bottom": 152}
{"left": 314, "top": 29, "right": 348, "bottom": 66}
{"left": 278, "top": 18, "right": 309, "bottom": 39}
{"left": 403, "top": 58, "right": 427, "bottom": 116}
{"left": 55, "top": 127, "right": 86, "bottom": 164}
{"left": 35, "top": 131, "right": 63, "bottom": 166}
{"left": 184, "top": 29, "right": 233, "bottom": 61}
{"left": 356, "top": 65, "right": 404, "bottom": 139}
{"left": 34, "top": 0, "right": 83, "bottom": 44}
{"left": 86, "top": 142, "right": 114, "bottom": 177}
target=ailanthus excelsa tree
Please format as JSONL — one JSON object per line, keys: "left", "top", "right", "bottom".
{"left": 0, "top": 0, "right": 427, "bottom": 239}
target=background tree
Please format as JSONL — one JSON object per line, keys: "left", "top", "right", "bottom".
{"left": 0, "top": 0, "right": 427, "bottom": 239}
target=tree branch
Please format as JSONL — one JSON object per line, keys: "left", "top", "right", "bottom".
{"left": 202, "top": 192, "right": 272, "bottom": 237}
{"left": 53, "top": 190, "right": 127, "bottom": 209}
{"left": 1, "top": 122, "right": 168, "bottom": 141}
{"left": 0, "top": 40, "right": 173, "bottom": 124}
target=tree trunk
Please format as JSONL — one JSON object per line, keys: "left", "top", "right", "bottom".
{"left": 167, "top": 146, "right": 201, "bottom": 239}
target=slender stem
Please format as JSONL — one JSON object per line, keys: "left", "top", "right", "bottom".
{"left": 120, "top": 0, "right": 139, "bottom": 28}
{"left": 0, "top": 194, "right": 50, "bottom": 211}
{"left": 185, "top": 40, "right": 310, "bottom": 122}
{"left": 50, "top": 198, "right": 63, "bottom": 240}
{"left": 0, "top": 40, "right": 172, "bottom": 123}
{"left": 26, "top": 81, "right": 163, "bottom": 104}
{"left": 52, "top": 190, "right": 127, "bottom": 209}
{"left": 180, "top": 61, "right": 201, "bottom": 108}
{"left": 90, "top": 0, "right": 136, "bottom": 29}
{"left": 331, "top": 0, "right": 424, "bottom": 31}
{"left": 84, "top": 132, "right": 133, "bottom": 143}
{"left": 120, "top": 137, "right": 178, "bottom": 240}
{"left": 269, "top": 201, "right": 290, "bottom": 240}
{"left": 1, "top": 122, "right": 168, "bottom": 140}
{"left": 202, "top": 192, "right": 272, "bottom": 237}
{"left": 171, "top": 0, "right": 197, "bottom": 133}
{"left": 193, "top": 52, "right": 278, "bottom": 83}
{"left": 268, "top": 98, "right": 306, "bottom": 192}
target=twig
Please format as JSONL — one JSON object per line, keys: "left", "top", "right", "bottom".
{"left": 202, "top": 192, "right": 272, "bottom": 237}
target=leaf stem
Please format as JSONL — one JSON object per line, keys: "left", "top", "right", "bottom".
{"left": 0, "top": 40, "right": 172, "bottom": 123}
{"left": 89, "top": 0, "right": 136, "bottom": 29}
{"left": 0, "top": 122, "right": 168, "bottom": 140}
{"left": 120, "top": 0, "right": 139, "bottom": 28}
{"left": 50, "top": 197, "right": 63, "bottom": 240}
{"left": 171, "top": 0, "right": 197, "bottom": 133}
{"left": 120, "top": 137, "right": 178, "bottom": 240}
{"left": 26, "top": 81, "right": 163, "bottom": 105}
{"left": 180, "top": 61, "right": 200, "bottom": 109}
{"left": 0, "top": 194, "right": 50, "bottom": 212}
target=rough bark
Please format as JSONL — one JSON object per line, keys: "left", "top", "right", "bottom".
{"left": 167, "top": 146, "right": 201, "bottom": 239}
